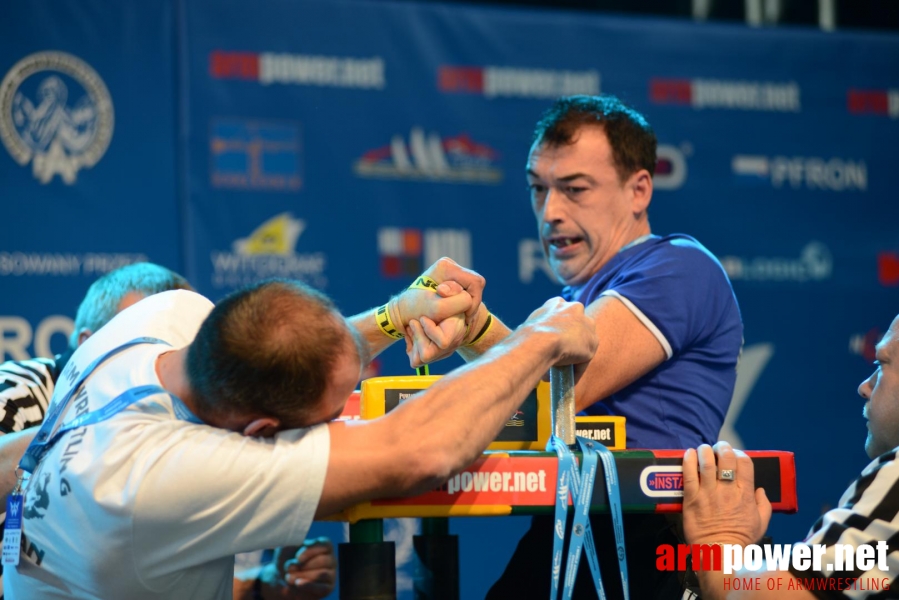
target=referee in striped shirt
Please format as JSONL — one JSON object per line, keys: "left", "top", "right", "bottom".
{"left": 682, "top": 314, "right": 899, "bottom": 599}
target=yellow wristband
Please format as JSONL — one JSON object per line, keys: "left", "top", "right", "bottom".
{"left": 408, "top": 275, "right": 439, "bottom": 292}
{"left": 375, "top": 303, "right": 404, "bottom": 340}
{"left": 467, "top": 313, "right": 493, "bottom": 346}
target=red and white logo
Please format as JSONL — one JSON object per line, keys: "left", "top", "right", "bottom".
{"left": 639, "top": 466, "right": 683, "bottom": 498}
{"left": 439, "top": 65, "right": 599, "bottom": 99}
{"left": 847, "top": 89, "right": 899, "bottom": 118}
{"left": 355, "top": 128, "right": 502, "bottom": 184}
{"left": 655, "top": 143, "right": 690, "bottom": 190}
{"left": 209, "top": 50, "right": 385, "bottom": 89}
{"left": 650, "top": 78, "right": 800, "bottom": 112}
{"left": 378, "top": 227, "right": 472, "bottom": 278}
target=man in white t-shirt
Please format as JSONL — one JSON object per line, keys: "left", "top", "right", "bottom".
{"left": 0, "top": 262, "right": 335, "bottom": 599}
{"left": 6, "top": 271, "right": 596, "bottom": 598}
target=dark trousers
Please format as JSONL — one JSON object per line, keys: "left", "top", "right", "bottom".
{"left": 485, "top": 514, "right": 686, "bottom": 600}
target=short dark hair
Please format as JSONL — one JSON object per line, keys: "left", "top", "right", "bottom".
{"left": 186, "top": 279, "right": 355, "bottom": 428}
{"left": 533, "top": 95, "right": 657, "bottom": 182}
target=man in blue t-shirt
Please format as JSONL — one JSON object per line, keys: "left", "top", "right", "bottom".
{"left": 407, "top": 95, "right": 743, "bottom": 599}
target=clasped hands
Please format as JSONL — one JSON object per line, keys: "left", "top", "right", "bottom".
{"left": 391, "top": 258, "right": 488, "bottom": 368}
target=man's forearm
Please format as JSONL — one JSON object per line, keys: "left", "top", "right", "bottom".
{"left": 317, "top": 299, "right": 594, "bottom": 518}
{"left": 347, "top": 305, "right": 402, "bottom": 362}
{"left": 385, "top": 322, "right": 562, "bottom": 492}
{"left": 349, "top": 286, "right": 474, "bottom": 363}
{"left": 456, "top": 304, "right": 512, "bottom": 362}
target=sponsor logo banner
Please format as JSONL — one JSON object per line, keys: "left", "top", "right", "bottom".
{"left": 355, "top": 128, "right": 502, "bottom": 183}
{"left": 639, "top": 466, "right": 684, "bottom": 498}
{"left": 575, "top": 422, "right": 615, "bottom": 445}
{"left": 847, "top": 89, "right": 899, "bottom": 118}
{"left": 655, "top": 143, "right": 690, "bottom": 191}
{"left": 382, "top": 387, "right": 536, "bottom": 441}
{"left": 650, "top": 78, "right": 800, "bottom": 112}
{"left": 719, "top": 242, "right": 832, "bottom": 283}
{"left": 495, "top": 389, "right": 538, "bottom": 442}
{"left": 731, "top": 155, "right": 867, "bottom": 192}
{"left": 372, "top": 456, "right": 553, "bottom": 506}
{"left": 1, "top": 315, "right": 74, "bottom": 361}
{"left": 384, "top": 389, "right": 425, "bottom": 413}
{"left": 0, "top": 253, "right": 148, "bottom": 277}
{"left": 438, "top": 65, "right": 599, "bottom": 99}
{"left": 209, "top": 50, "right": 385, "bottom": 89}
{"left": 378, "top": 227, "right": 472, "bottom": 277}
{"left": 656, "top": 541, "right": 891, "bottom": 581}
{"left": 1, "top": 51, "right": 114, "bottom": 184}
{"left": 210, "top": 212, "right": 327, "bottom": 289}
{"left": 210, "top": 119, "right": 301, "bottom": 191}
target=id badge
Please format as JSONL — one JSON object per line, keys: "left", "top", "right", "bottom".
{"left": 2, "top": 493, "right": 23, "bottom": 566}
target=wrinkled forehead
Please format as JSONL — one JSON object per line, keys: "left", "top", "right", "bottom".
{"left": 527, "top": 133, "right": 574, "bottom": 162}
{"left": 525, "top": 139, "right": 584, "bottom": 175}
{"left": 527, "top": 125, "right": 610, "bottom": 168}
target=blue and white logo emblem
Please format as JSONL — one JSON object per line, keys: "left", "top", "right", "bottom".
{"left": 0, "top": 51, "right": 114, "bottom": 184}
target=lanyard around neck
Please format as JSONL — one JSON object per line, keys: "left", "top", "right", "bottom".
{"left": 19, "top": 337, "right": 172, "bottom": 474}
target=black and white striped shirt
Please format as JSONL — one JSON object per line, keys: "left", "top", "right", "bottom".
{"left": 0, "top": 357, "right": 61, "bottom": 434}
{"left": 789, "top": 449, "right": 899, "bottom": 598}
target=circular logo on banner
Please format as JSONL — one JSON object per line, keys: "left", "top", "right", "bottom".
{"left": 0, "top": 51, "right": 114, "bottom": 185}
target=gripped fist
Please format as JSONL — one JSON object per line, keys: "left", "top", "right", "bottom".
{"left": 405, "top": 314, "right": 468, "bottom": 368}
{"left": 682, "top": 442, "right": 772, "bottom": 548}
{"left": 419, "top": 257, "right": 485, "bottom": 321}
{"left": 266, "top": 538, "right": 336, "bottom": 599}
{"left": 395, "top": 279, "right": 473, "bottom": 329}
{"left": 523, "top": 298, "right": 598, "bottom": 365}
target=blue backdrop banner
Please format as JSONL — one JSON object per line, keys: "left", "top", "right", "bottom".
{"left": 2, "top": 1, "right": 898, "bottom": 598}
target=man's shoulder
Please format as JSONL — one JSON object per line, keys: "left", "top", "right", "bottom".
{"left": 643, "top": 234, "right": 720, "bottom": 264}
{"left": 860, "top": 448, "right": 899, "bottom": 477}
{"left": 613, "top": 234, "right": 727, "bottom": 282}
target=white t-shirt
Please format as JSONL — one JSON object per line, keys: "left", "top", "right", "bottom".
{"left": 6, "top": 290, "right": 331, "bottom": 599}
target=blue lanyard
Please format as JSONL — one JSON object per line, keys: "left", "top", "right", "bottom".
{"left": 562, "top": 437, "right": 599, "bottom": 600}
{"left": 19, "top": 337, "right": 172, "bottom": 473}
{"left": 548, "top": 435, "right": 577, "bottom": 599}
{"left": 547, "top": 435, "right": 629, "bottom": 600}
{"left": 595, "top": 441, "right": 629, "bottom": 598}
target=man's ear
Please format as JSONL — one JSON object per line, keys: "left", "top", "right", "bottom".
{"left": 77, "top": 329, "right": 93, "bottom": 347}
{"left": 628, "top": 169, "right": 653, "bottom": 215}
{"left": 243, "top": 417, "right": 281, "bottom": 438}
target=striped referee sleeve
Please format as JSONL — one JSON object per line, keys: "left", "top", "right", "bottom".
{"left": 0, "top": 358, "right": 57, "bottom": 434}
{"left": 788, "top": 450, "right": 899, "bottom": 599}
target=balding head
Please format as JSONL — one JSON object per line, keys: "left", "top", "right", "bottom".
{"left": 186, "top": 279, "right": 362, "bottom": 430}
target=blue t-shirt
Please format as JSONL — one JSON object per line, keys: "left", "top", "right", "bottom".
{"left": 563, "top": 234, "right": 743, "bottom": 449}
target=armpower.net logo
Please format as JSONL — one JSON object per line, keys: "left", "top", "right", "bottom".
{"left": 657, "top": 542, "right": 891, "bottom": 593}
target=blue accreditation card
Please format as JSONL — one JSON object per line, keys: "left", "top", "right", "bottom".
{"left": 3, "top": 493, "right": 23, "bottom": 566}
